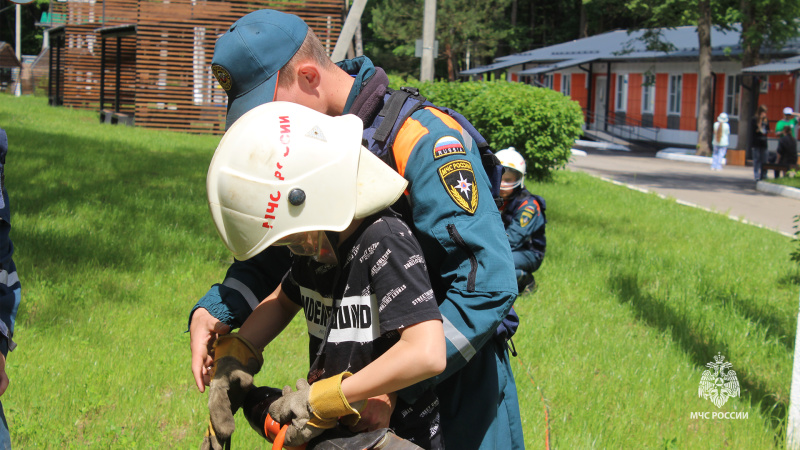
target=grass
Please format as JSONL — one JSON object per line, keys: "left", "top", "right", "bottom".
{"left": 2, "top": 95, "right": 799, "bottom": 448}
{"left": 766, "top": 173, "right": 800, "bottom": 189}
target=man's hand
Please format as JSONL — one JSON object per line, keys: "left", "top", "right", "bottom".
{"left": 190, "top": 308, "right": 231, "bottom": 392}
{"left": 0, "top": 352, "right": 8, "bottom": 397}
{"left": 348, "top": 393, "right": 396, "bottom": 432}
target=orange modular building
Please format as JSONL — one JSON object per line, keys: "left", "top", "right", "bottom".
{"left": 463, "top": 26, "right": 800, "bottom": 151}
{"left": 46, "top": 0, "right": 345, "bottom": 133}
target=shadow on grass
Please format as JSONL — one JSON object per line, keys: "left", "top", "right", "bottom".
{"left": 724, "top": 291, "right": 796, "bottom": 352}
{"left": 10, "top": 127, "right": 214, "bottom": 265}
{"left": 777, "top": 270, "right": 800, "bottom": 288}
{"left": 9, "top": 126, "right": 221, "bottom": 326}
{"left": 609, "top": 273, "right": 787, "bottom": 438}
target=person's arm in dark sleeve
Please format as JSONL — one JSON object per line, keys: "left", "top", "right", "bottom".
{"left": 390, "top": 110, "right": 517, "bottom": 403}
{"left": 505, "top": 196, "right": 546, "bottom": 274}
{"left": 188, "top": 246, "right": 292, "bottom": 330}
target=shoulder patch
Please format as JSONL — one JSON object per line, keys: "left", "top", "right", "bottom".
{"left": 520, "top": 210, "right": 534, "bottom": 227}
{"left": 524, "top": 203, "right": 539, "bottom": 214}
{"left": 438, "top": 159, "right": 479, "bottom": 214}
{"left": 433, "top": 136, "right": 466, "bottom": 159}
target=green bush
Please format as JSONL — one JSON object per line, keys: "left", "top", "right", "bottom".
{"left": 387, "top": 78, "right": 584, "bottom": 180}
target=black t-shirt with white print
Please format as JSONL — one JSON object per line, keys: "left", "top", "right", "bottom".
{"left": 281, "top": 210, "right": 444, "bottom": 449}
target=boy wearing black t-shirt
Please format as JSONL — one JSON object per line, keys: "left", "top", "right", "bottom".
{"left": 204, "top": 102, "right": 445, "bottom": 449}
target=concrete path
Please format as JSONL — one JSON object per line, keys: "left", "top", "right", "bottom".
{"left": 567, "top": 150, "right": 800, "bottom": 237}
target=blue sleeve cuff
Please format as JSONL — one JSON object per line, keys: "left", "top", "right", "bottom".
{"left": 188, "top": 285, "right": 235, "bottom": 332}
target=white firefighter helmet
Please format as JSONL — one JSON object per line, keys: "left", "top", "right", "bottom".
{"left": 496, "top": 147, "right": 526, "bottom": 189}
{"left": 207, "top": 101, "right": 408, "bottom": 261}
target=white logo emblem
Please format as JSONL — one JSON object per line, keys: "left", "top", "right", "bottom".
{"left": 698, "top": 353, "right": 740, "bottom": 408}
{"left": 305, "top": 126, "right": 327, "bottom": 142}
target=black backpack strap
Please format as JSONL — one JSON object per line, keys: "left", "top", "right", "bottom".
{"left": 373, "top": 88, "right": 411, "bottom": 144}
{"left": 374, "top": 87, "right": 428, "bottom": 171}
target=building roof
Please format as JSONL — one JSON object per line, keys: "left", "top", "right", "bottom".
{"left": 0, "top": 42, "right": 21, "bottom": 69}
{"left": 742, "top": 55, "right": 800, "bottom": 75}
{"left": 518, "top": 56, "right": 599, "bottom": 75}
{"left": 462, "top": 25, "right": 800, "bottom": 76}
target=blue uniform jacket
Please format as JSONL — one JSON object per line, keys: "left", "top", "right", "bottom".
{"left": 0, "top": 130, "right": 20, "bottom": 357}
{"left": 194, "top": 57, "right": 523, "bottom": 449}
{"left": 501, "top": 187, "right": 546, "bottom": 274}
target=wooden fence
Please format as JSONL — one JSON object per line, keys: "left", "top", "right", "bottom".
{"left": 48, "top": 0, "right": 344, "bottom": 133}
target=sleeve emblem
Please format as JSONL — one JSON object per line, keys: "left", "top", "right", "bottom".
{"left": 433, "top": 136, "right": 466, "bottom": 159}
{"left": 438, "top": 159, "right": 479, "bottom": 214}
{"left": 520, "top": 210, "right": 533, "bottom": 227}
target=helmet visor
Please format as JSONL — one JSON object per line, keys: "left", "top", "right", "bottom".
{"left": 500, "top": 168, "right": 523, "bottom": 190}
{"left": 274, "top": 230, "right": 338, "bottom": 265}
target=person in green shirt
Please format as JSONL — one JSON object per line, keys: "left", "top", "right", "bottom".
{"left": 776, "top": 107, "right": 800, "bottom": 138}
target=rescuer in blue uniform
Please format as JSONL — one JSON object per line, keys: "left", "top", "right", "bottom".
{"left": 496, "top": 147, "right": 546, "bottom": 294}
{"left": 191, "top": 9, "right": 523, "bottom": 449}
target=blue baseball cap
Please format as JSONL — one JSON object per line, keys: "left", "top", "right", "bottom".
{"left": 211, "top": 10, "right": 309, "bottom": 130}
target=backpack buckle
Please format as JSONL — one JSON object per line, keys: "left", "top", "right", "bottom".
{"left": 400, "top": 86, "right": 420, "bottom": 96}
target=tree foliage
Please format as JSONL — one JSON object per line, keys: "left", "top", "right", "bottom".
{"left": 369, "top": 0, "right": 513, "bottom": 80}
{"left": 364, "top": 0, "right": 652, "bottom": 80}
{"left": 0, "top": 0, "right": 48, "bottom": 56}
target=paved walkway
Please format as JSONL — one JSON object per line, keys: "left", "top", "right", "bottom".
{"left": 567, "top": 150, "right": 800, "bottom": 237}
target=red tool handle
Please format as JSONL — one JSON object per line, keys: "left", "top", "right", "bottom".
{"left": 272, "top": 424, "right": 287, "bottom": 450}
{"left": 265, "top": 413, "right": 306, "bottom": 450}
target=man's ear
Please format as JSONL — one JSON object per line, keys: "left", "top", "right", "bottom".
{"left": 295, "top": 63, "right": 321, "bottom": 92}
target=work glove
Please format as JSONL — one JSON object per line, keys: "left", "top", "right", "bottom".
{"left": 200, "top": 419, "right": 226, "bottom": 450}
{"left": 201, "top": 333, "right": 263, "bottom": 448}
{"left": 269, "top": 372, "right": 364, "bottom": 447}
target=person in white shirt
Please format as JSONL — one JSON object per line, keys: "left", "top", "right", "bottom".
{"left": 711, "top": 113, "right": 731, "bottom": 171}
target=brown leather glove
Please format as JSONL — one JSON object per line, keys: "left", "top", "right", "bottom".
{"left": 203, "top": 333, "right": 263, "bottom": 445}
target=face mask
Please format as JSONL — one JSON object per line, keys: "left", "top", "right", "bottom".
{"left": 274, "top": 230, "right": 338, "bottom": 265}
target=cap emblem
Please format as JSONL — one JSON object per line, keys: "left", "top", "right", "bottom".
{"left": 212, "top": 64, "right": 233, "bottom": 91}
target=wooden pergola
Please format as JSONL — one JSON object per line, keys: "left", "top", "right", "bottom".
{"left": 98, "top": 24, "right": 136, "bottom": 125}
{"left": 47, "top": 0, "right": 345, "bottom": 133}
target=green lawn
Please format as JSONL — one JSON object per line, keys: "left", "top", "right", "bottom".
{"left": 2, "top": 95, "right": 798, "bottom": 448}
{"left": 767, "top": 173, "right": 800, "bottom": 189}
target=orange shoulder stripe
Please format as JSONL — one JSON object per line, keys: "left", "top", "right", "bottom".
{"left": 393, "top": 116, "right": 428, "bottom": 178}
{"left": 425, "top": 107, "right": 463, "bottom": 133}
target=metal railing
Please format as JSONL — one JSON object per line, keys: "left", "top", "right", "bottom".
{"left": 584, "top": 109, "right": 661, "bottom": 145}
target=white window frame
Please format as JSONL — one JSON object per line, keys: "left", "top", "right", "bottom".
{"left": 561, "top": 73, "right": 571, "bottom": 96}
{"left": 615, "top": 74, "right": 628, "bottom": 111}
{"left": 759, "top": 75, "right": 769, "bottom": 94}
{"left": 725, "top": 75, "right": 741, "bottom": 118}
{"left": 668, "top": 74, "right": 682, "bottom": 115}
{"left": 642, "top": 74, "right": 655, "bottom": 113}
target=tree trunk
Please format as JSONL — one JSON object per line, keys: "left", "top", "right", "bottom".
{"left": 696, "top": 0, "right": 712, "bottom": 156}
{"left": 737, "top": 0, "right": 762, "bottom": 156}
{"left": 578, "top": 0, "right": 587, "bottom": 38}
{"left": 511, "top": 0, "right": 518, "bottom": 27}
{"left": 445, "top": 42, "right": 455, "bottom": 81}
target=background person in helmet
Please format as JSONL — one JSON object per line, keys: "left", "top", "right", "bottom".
{"left": 495, "top": 148, "right": 546, "bottom": 294}
{"left": 191, "top": 9, "right": 522, "bottom": 450}
{"left": 204, "top": 102, "right": 445, "bottom": 449}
